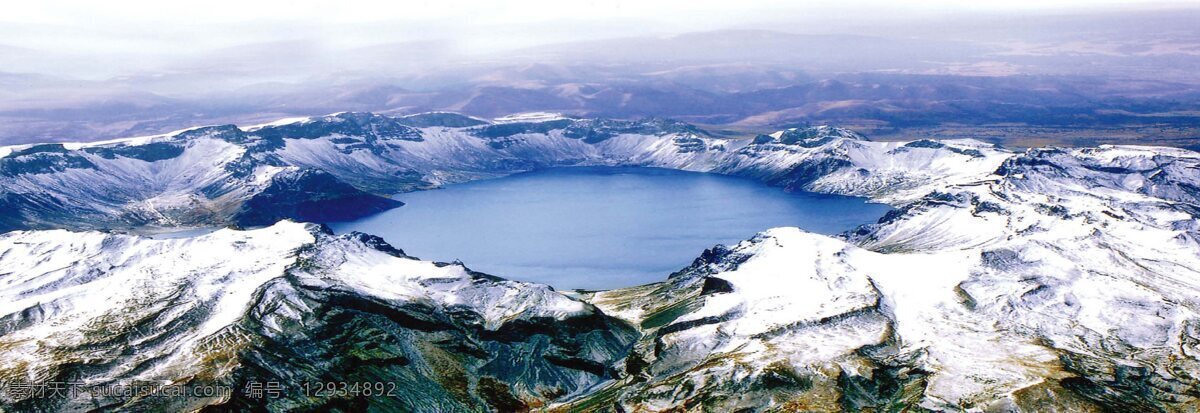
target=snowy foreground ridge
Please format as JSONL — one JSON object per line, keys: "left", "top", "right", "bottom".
{"left": 1, "top": 112, "right": 1199, "bottom": 411}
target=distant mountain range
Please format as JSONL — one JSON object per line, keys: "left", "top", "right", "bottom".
{"left": 4, "top": 72, "right": 1199, "bottom": 148}
{"left": 2, "top": 111, "right": 1199, "bottom": 411}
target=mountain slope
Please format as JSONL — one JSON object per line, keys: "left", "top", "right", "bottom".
{"left": 574, "top": 144, "right": 1200, "bottom": 411}
{"left": 0, "top": 124, "right": 403, "bottom": 232}
{"left": 0, "top": 222, "right": 636, "bottom": 411}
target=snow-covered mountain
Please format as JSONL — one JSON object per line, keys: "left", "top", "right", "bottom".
{"left": 0, "top": 222, "right": 635, "bottom": 411}
{"left": 0, "top": 111, "right": 1005, "bottom": 232}
{"left": 2, "top": 112, "right": 1199, "bottom": 411}
{"left": 575, "top": 143, "right": 1200, "bottom": 411}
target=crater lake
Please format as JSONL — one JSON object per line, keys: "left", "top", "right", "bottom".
{"left": 330, "top": 167, "right": 891, "bottom": 290}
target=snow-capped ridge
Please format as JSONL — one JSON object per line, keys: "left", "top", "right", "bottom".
{"left": 764, "top": 124, "right": 869, "bottom": 147}
{"left": 0, "top": 125, "right": 212, "bottom": 160}
{"left": 0, "top": 220, "right": 637, "bottom": 410}
{"left": 493, "top": 111, "right": 571, "bottom": 124}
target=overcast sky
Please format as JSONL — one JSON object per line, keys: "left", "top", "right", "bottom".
{"left": 3, "top": 0, "right": 1197, "bottom": 79}
{"left": 6, "top": 1, "right": 1195, "bottom": 52}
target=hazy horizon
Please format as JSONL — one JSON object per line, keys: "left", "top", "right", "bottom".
{"left": 3, "top": 0, "right": 1200, "bottom": 146}
{"left": 5, "top": 0, "right": 1197, "bottom": 80}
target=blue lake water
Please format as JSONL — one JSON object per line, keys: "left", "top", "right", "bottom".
{"left": 330, "top": 167, "right": 891, "bottom": 290}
